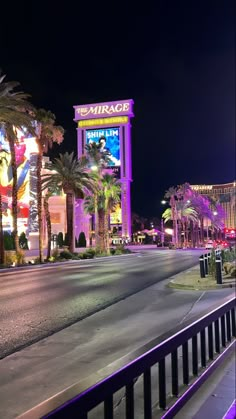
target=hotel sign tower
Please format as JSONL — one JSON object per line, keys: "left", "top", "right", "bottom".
{"left": 74, "top": 99, "right": 134, "bottom": 242}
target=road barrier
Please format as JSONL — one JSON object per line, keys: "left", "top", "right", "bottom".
{"left": 19, "top": 296, "right": 236, "bottom": 419}
{"left": 216, "top": 254, "right": 223, "bottom": 285}
{"left": 199, "top": 255, "right": 206, "bottom": 278}
{"left": 199, "top": 250, "right": 224, "bottom": 283}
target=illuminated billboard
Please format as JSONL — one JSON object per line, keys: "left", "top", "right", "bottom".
{"left": 110, "top": 204, "right": 122, "bottom": 225}
{"left": 86, "top": 127, "right": 120, "bottom": 167}
{"left": 0, "top": 127, "right": 38, "bottom": 233}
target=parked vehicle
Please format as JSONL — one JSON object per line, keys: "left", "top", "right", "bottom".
{"left": 215, "top": 240, "right": 229, "bottom": 250}
{"left": 205, "top": 240, "right": 214, "bottom": 249}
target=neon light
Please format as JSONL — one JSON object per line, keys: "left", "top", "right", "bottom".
{"left": 78, "top": 116, "right": 128, "bottom": 127}
{"left": 77, "top": 103, "right": 130, "bottom": 117}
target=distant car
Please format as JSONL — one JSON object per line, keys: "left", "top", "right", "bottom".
{"left": 215, "top": 240, "right": 229, "bottom": 250}
{"left": 205, "top": 240, "right": 214, "bottom": 249}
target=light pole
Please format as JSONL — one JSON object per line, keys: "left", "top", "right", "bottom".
{"left": 161, "top": 217, "right": 164, "bottom": 247}
{"left": 161, "top": 200, "right": 167, "bottom": 247}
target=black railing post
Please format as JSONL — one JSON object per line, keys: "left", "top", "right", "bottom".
{"left": 226, "top": 311, "right": 231, "bottom": 342}
{"left": 192, "top": 335, "right": 198, "bottom": 375}
{"left": 159, "top": 358, "right": 166, "bottom": 409}
{"left": 126, "top": 381, "right": 134, "bottom": 419}
{"left": 200, "top": 329, "right": 206, "bottom": 367}
{"left": 199, "top": 255, "right": 205, "bottom": 278}
{"left": 171, "top": 349, "right": 179, "bottom": 396}
{"left": 204, "top": 254, "right": 208, "bottom": 275}
{"left": 143, "top": 369, "right": 152, "bottom": 419}
{"left": 231, "top": 308, "right": 236, "bottom": 337}
{"left": 216, "top": 258, "right": 222, "bottom": 284}
{"left": 208, "top": 324, "right": 214, "bottom": 360}
{"left": 214, "top": 318, "right": 220, "bottom": 353}
{"left": 182, "top": 341, "right": 189, "bottom": 385}
{"left": 104, "top": 395, "right": 113, "bottom": 419}
{"left": 221, "top": 315, "right": 226, "bottom": 347}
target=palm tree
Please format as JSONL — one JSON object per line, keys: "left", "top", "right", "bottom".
{"left": 42, "top": 152, "right": 94, "bottom": 253}
{"left": 162, "top": 202, "right": 198, "bottom": 247}
{"left": 84, "top": 142, "right": 112, "bottom": 247}
{"left": 164, "top": 187, "right": 178, "bottom": 245}
{"left": 101, "top": 173, "right": 121, "bottom": 252}
{"left": 35, "top": 109, "right": 64, "bottom": 262}
{"left": 84, "top": 186, "right": 105, "bottom": 251}
{"left": 84, "top": 173, "right": 121, "bottom": 252}
{"left": 0, "top": 71, "right": 35, "bottom": 252}
{"left": 210, "top": 204, "right": 225, "bottom": 240}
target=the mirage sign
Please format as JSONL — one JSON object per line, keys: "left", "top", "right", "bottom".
{"left": 74, "top": 99, "right": 134, "bottom": 120}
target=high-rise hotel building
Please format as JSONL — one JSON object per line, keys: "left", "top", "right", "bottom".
{"left": 191, "top": 181, "right": 236, "bottom": 230}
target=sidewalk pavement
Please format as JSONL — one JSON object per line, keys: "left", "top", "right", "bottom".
{"left": 175, "top": 345, "right": 235, "bottom": 419}
{"left": 0, "top": 266, "right": 234, "bottom": 418}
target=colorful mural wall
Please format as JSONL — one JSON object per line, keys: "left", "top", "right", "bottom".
{"left": 0, "top": 127, "right": 38, "bottom": 234}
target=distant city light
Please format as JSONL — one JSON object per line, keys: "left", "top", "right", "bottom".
{"left": 161, "top": 200, "right": 167, "bottom": 204}
{"left": 165, "top": 228, "right": 173, "bottom": 235}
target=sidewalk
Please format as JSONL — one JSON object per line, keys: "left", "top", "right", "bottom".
{"left": 175, "top": 345, "right": 235, "bottom": 419}
{"left": 0, "top": 269, "right": 234, "bottom": 418}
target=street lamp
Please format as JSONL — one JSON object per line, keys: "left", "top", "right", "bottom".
{"left": 160, "top": 200, "right": 167, "bottom": 247}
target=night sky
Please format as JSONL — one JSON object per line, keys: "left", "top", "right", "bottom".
{"left": 1, "top": 1, "right": 235, "bottom": 218}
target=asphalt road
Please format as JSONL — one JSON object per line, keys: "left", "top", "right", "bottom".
{"left": 0, "top": 249, "right": 202, "bottom": 359}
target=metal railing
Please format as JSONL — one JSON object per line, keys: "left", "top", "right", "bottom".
{"left": 19, "top": 296, "right": 236, "bottom": 419}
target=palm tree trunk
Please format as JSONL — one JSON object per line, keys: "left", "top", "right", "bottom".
{"left": 66, "top": 191, "right": 74, "bottom": 253}
{"left": 183, "top": 221, "right": 186, "bottom": 247}
{"left": 104, "top": 198, "right": 110, "bottom": 254}
{"left": 36, "top": 150, "right": 44, "bottom": 263}
{"left": 98, "top": 208, "right": 106, "bottom": 252}
{"left": 7, "top": 131, "right": 19, "bottom": 252}
{"left": 94, "top": 192, "right": 99, "bottom": 247}
{"left": 0, "top": 194, "right": 4, "bottom": 264}
{"left": 171, "top": 202, "right": 175, "bottom": 245}
{"left": 200, "top": 217, "right": 204, "bottom": 244}
{"left": 44, "top": 194, "right": 51, "bottom": 259}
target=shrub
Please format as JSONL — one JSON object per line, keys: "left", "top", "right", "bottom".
{"left": 78, "top": 232, "right": 86, "bottom": 247}
{"left": 19, "top": 232, "right": 28, "bottom": 250}
{"left": 51, "top": 247, "right": 60, "bottom": 260}
{"left": 16, "top": 250, "right": 26, "bottom": 265}
{"left": 230, "top": 267, "right": 236, "bottom": 278}
{"left": 224, "top": 262, "right": 233, "bottom": 275}
{"left": 3, "top": 232, "right": 15, "bottom": 250}
{"left": 4, "top": 251, "right": 17, "bottom": 266}
{"left": 57, "top": 232, "right": 64, "bottom": 248}
{"left": 32, "top": 257, "right": 41, "bottom": 265}
{"left": 208, "top": 251, "right": 216, "bottom": 278}
{"left": 78, "top": 249, "right": 95, "bottom": 259}
{"left": 85, "top": 248, "right": 95, "bottom": 258}
{"left": 224, "top": 248, "right": 236, "bottom": 262}
{"left": 59, "top": 250, "right": 73, "bottom": 259}
{"left": 64, "top": 233, "right": 69, "bottom": 247}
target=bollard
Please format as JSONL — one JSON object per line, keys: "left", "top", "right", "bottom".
{"left": 199, "top": 255, "right": 205, "bottom": 278}
{"left": 216, "top": 258, "right": 222, "bottom": 284}
{"left": 204, "top": 254, "right": 208, "bottom": 275}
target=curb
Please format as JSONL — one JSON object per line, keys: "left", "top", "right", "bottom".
{"left": 0, "top": 253, "right": 137, "bottom": 277}
{"left": 166, "top": 264, "right": 236, "bottom": 290}
{"left": 167, "top": 281, "right": 236, "bottom": 291}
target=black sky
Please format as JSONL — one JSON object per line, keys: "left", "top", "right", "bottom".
{"left": 1, "top": 0, "right": 235, "bottom": 218}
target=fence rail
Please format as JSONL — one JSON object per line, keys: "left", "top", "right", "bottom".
{"left": 19, "top": 296, "right": 236, "bottom": 419}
